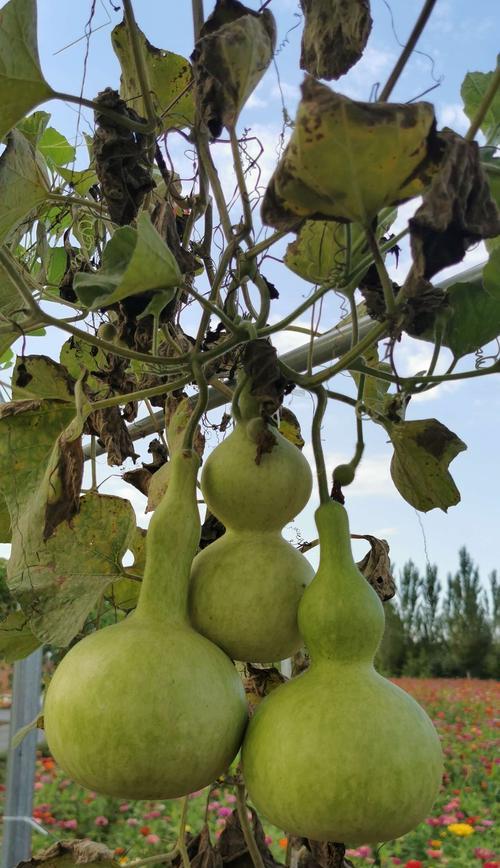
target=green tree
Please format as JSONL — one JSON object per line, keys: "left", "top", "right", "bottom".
{"left": 443, "top": 547, "right": 493, "bottom": 677}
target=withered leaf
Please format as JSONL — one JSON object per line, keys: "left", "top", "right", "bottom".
{"left": 300, "top": 0, "right": 372, "bottom": 80}
{"left": 243, "top": 663, "right": 287, "bottom": 715}
{"left": 17, "top": 839, "right": 117, "bottom": 867}
{"left": 44, "top": 435, "right": 83, "bottom": 540}
{"left": 387, "top": 418, "right": 467, "bottom": 513}
{"left": 242, "top": 339, "right": 290, "bottom": 416}
{"left": 200, "top": 508, "right": 226, "bottom": 550}
{"left": 292, "top": 839, "right": 352, "bottom": 868}
{"left": 122, "top": 467, "right": 151, "bottom": 496}
{"left": 93, "top": 88, "right": 154, "bottom": 226}
{"left": 173, "top": 824, "right": 223, "bottom": 868}
{"left": 355, "top": 535, "right": 395, "bottom": 601}
{"left": 192, "top": 0, "right": 276, "bottom": 138}
{"left": 218, "top": 808, "right": 281, "bottom": 868}
{"left": 408, "top": 129, "right": 500, "bottom": 285}
{"left": 86, "top": 406, "right": 139, "bottom": 467}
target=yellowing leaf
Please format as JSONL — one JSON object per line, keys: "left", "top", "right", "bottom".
{"left": 262, "top": 78, "right": 438, "bottom": 229}
{"left": 284, "top": 220, "right": 367, "bottom": 286}
{"left": 112, "top": 20, "right": 194, "bottom": 131}
{"left": 0, "top": 0, "right": 53, "bottom": 141}
{"left": 73, "top": 213, "right": 182, "bottom": 309}
{"left": 0, "top": 400, "right": 136, "bottom": 646}
{"left": 12, "top": 355, "right": 74, "bottom": 402}
{"left": 0, "top": 130, "right": 50, "bottom": 244}
{"left": 388, "top": 418, "right": 466, "bottom": 513}
{"left": 0, "top": 611, "right": 41, "bottom": 663}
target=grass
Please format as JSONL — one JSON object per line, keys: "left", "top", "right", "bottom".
{"left": 0, "top": 678, "right": 498, "bottom": 867}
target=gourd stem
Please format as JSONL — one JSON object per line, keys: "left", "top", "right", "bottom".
{"left": 236, "top": 782, "right": 266, "bottom": 868}
{"left": 177, "top": 796, "right": 191, "bottom": 868}
{"left": 182, "top": 360, "right": 208, "bottom": 451}
{"left": 311, "top": 387, "right": 329, "bottom": 505}
{"left": 316, "top": 501, "right": 355, "bottom": 572}
{"left": 231, "top": 372, "right": 250, "bottom": 423}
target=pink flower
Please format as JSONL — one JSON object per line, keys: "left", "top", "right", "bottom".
{"left": 265, "top": 837, "right": 273, "bottom": 846}
{"left": 146, "top": 834, "right": 161, "bottom": 845}
{"left": 391, "top": 860, "right": 402, "bottom": 866}
{"left": 426, "top": 849, "right": 443, "bottom": 858}
{"left": 226, "top": 794, "right": 237, "bottom": 804}
{"left": 95, "top": 816, "right": 109, "bottom": 827}
{"left": 217, "top": 807, "right": 232, "bottom": 818}
{"left": 119, "top": 803, "right": 130, "bottom": 812}
{"left": 356, "top": 846, "right": 373, "bottom": 858}
{"left": 64, "top": 819, "right": 78, "bottom": 830}
{"left": 426, "top": 817, "right": 440, "bottom": 826}
{"left": 208, "top": 802, "right": 220, "bottom": 811}
{"left": 127, "top": 818, "right": 139, "bottom": 827}
{"left": 34, "top": 782, "right": 43, "bottom": 791}
{"left": 474, "top": 849, "right": 496, "bottom": 861}
{"left": 143, "top": 810, "right": 162, "bottom": 820}
{"left": 482, "top": 820, "right": 494, "bottom": 827}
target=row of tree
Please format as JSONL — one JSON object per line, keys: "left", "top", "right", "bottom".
{"left": 376, "top": 547, "right": 499, "bottom": 678}
{"left": 1, "top": 550, "right": 498, "bottom": 678}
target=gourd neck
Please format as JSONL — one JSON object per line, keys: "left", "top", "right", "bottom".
{"left": 135, "top": 450, "right": 200, "bottom": 625}
{"left": 316, "top": 501, "right": 356, "bottom": 576}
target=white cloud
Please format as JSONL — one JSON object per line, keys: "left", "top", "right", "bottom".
{"left": 438, "top": 102, "right": 469, "bottom": 133}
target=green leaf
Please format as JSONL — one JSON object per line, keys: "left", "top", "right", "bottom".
{"left": 136, "top": 287, "right": 177, "bottom": 319}
{"left": 112, "top": 19, "right": 194, "bottom": 131}
{"left": 0, "top": 400, "right": 137, "bottom": 646}
{"left": 461, "top": 58, "right": 500, "bottom": 145}
{"left": 443, "top": 277, "right": 500, "bottom": 359}
{"left": 12, "top": 355, "right": 75, "bottom": 401}
{"left": 0, "top": 0, "right": 53, "bottom": 141}
{"left": 60, "top": 336, "right": 110, "bottom": 397}
{"left": 0, "top": 247, "right": 44, "bottom": 358}
{"left": 388, "top": 418, "right": 466, "bottom": 513}
{"left": 45, "top": 246, "right": 67, "bottom": 288}
{"left": 16, "top": 110, "right": 50, "bottom": 146}
{"left": 0, "top": 130, "right": 50, "bottom": 244}
{"left": 0, "top": 494, "right": 11, "bottom": 543}
{"left": 262, "top": 78, "right": 438, "bottom": 229}
{"left": 56, "top": 165, "right": 98, "bottom": 196}
{"left": 351, "top": 347, "right": 392, "bottom": 419}
{"left": 38, "top": 126, "right": 76, "bottom": 166}
{"left": 0, "top": 611, "right": 41, "bottom": 663}
{"left": 73, "top": 212, "right": 182, "bottom": 309}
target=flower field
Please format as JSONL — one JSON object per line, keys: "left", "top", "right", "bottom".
{"left": 0, "top": 678, "right": 498, "bottom": 866}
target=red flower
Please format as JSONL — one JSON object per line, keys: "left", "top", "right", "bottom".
{"left": 140, "top": 826, "right": 151, "bottom": 836}
{"left": 405, "top": 862, "right": 423, "bottom": 868}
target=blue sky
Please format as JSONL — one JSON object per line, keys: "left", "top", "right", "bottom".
{"left": 2, "top": 0, "right": 499, "bottom": 592}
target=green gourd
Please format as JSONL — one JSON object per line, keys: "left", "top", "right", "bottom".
{"left": 44, "top": 450, "right": 248, "bottom": 800}
{"left": 189, "top": 392, "right": 314, "bottom": 663}
{"left": 242, "top": 500, "right": 443, "bottom": 844}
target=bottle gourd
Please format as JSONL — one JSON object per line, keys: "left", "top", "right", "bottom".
{"left": 189, "top": 391, "right": 314, "bottom": 663}
{"left": 44, "top": 450, "right": 248, "bottom": 800}
{"left": 242, "top": 500, "right": 443, "bottom": 844}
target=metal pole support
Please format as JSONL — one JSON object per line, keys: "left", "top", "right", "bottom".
{"left": 2, "top": 649, "right": 43, "bottom": 868}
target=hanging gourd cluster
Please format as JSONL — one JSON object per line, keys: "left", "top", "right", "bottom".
{"left": 44, "top": 379, "right": 443, "bottom": 847}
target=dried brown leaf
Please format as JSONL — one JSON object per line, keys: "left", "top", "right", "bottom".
{"left": 218, "top": 808, "right": 280, "bottom": 868}
{"left": 86, "top": 406, "right": 139, "bottom": 466}
{"left": 408, "top": 129, "right": 500, "bottom": 284}
{"left": 17, "top": 838, "right": 116, "bottom": 867}
{"left": 355, "top": 535, "right": 395, "bottom": 602}
{"left": 44, "top": 435, "right": 84, "bottom": 541}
